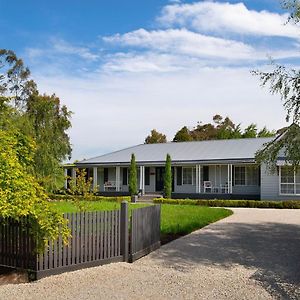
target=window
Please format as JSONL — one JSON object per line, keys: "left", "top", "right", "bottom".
{"left": 280, "top": 166, "right": 300, "bottom": 195}
{"left": 234, "top": 165, "right": 259, "bottom": 186}
{"left": 104, "top": 168, "right": 108, "bottom": 183}
{"left": 234, "top": 166, "right": 245, "bottom": 185}
{"left": 183, "top": 167, "right": 193, "bottom": 185}
{"left": 177, "top": 167, "right": 182, "bottom": 186}
{"left": 145, "top": 167, "right": 150, "bottom": 186}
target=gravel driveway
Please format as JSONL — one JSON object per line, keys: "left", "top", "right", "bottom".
{"left": 0, "top": 208, "right": 300, "bottom": 300}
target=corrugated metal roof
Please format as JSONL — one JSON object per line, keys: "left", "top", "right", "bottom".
{"left": 77, "top": 137, "right": 273, "bottom": 165}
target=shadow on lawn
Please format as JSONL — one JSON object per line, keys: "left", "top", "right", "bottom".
{"left": 153, "top": 221, "right": 300, "bottom": 299}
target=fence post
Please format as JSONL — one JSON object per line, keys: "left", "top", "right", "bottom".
{"left": 120, "top": 201, "right": 129, "bottom": 262}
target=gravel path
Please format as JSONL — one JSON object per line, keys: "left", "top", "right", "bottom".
{"left": 1, "top": 208, "right": 300, "bottom": 300}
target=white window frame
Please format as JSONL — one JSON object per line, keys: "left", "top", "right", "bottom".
{"left": 234, "top": 165, "right": 259, "bottom": 186}
{"left": 279, "top": 166, "right": 300, "bottom": 196}
{"left": 182, "top": 167, "right": 194, "bottom": 185}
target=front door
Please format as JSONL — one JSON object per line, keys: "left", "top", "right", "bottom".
{"left": 155, "top": 167, "right": 164, "bottom": 192}
{"left": 155, "top": 167, "right": 175, "bottom": 192}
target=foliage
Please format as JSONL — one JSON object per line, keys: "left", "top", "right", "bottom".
{"left": 0, "top": 129, "right": 69, "bottom": 249}
{"left": 173, "top": 114, "right": 275, "bottom": 142}
{"left": 252, "top": 2, "right": 300, "bottom": 169}
{"left": 256, "top": 124, "right": 300, "bottom": 171}
{"left": 153, "top": 198, "right": 300, "bottom": 209}
{"left": 164, "top": 154, "right": 172, "bottom": 198}
{"left": 129, "top": 153, "right": 138, "bottom": 195}
{"left": 173, "top": 126, "right": 193, "bottom": 142}
{"left": 0, "top": 49, "right": 72, "bottom": 192}
{"left": 0, "top": 49, "right": 36, "bottom": 108}
{"left": 27, "top": 93, "right": 72, "bottom": 191}
{"left": 67, "top": 168, "right": 98, "bottom": 211}
{"left": 145, "top": 129, "right": 167, "bottom": 144}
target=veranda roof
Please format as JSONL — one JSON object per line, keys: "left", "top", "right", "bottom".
{"left": 76, "top": 137, "right": 273, "bottom": 166}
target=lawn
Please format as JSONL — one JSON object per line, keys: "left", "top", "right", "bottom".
{"left": 50, "top": 201, "right": 232, "bottom": 243}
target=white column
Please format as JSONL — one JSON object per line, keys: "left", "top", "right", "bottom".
{"left": 230, "top": 164, "right": 233, "bottom": 193}
{"left": 139, "top": 166, "right": 145, "bottom": 195}
{"left": 195, "top": 165, "right": 199, "bottom": 193}
{"left": 116, "top": 166, "right": 121, "bottom": 192}
{"left": 93, "top": 167, "right": 98, "bottom": 191}
{"left": 64, "top": 168, "right": 68, "bottom": 189}
{"left": 199, "top": 165, "right": 201, "bottom": 193}
{"left": 227, "top": 164, "right": 230, "bottom": 194}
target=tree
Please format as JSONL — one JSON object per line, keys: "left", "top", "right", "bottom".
{"left": 253, "top": 1, "right": 300, "bottom": 168}
{"left": 67, "top": 168, "right": 97, "bottom": 211}
{"left": 0, "top": 49, "right": 36, "bottom": 108}
{"left": 164, "top": 154, "right": 172, "bottom": 198}
{"left": 0, "top": 49, "right": 72, "bottom": 192}
{"left": 145, "top": 129, "right": 167, "bottom": 144}
{"left": 173, "top": 126, "right": 193, "bottom": 142}
{"left": 26, "top": 93, "right": 72, "bottom": 191}
{"left": 129, "top": 153, "right": 138, "bottom": 196}
{"left": 0, "top": 128, "right": 69, "bottom": 248}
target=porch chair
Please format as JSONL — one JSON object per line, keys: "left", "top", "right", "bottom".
{"left": 203, "top": 181, "right": 212, "bottom": 193}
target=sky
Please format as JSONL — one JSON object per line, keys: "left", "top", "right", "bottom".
{"left": 0, "top": 0, "right": 299, "bottom": 161}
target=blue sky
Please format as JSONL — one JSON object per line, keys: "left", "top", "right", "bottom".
{"left": 0, "top": 0, "right": 298, "bottom": 160}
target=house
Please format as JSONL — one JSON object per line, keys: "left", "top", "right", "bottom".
{"left": 64, "top": 136, "right": 300, "bottom": 200}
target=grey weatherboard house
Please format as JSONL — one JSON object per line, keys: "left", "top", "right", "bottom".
{"left": 65, "top": 137, "right": 300, "bottom": 200}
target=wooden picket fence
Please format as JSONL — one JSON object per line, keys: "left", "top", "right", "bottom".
{"left": 130, "top": 205, "right": 161, "bottom": 262}
{"left": 0, "top": 203, "right": 161, "bottom": 280}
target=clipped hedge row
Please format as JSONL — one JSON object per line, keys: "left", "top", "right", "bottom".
{"left": 48, "top": 194, "right": 130, "bottom": 203}
{"left": 153, "top": 198, "right": 300, "bottom": 209}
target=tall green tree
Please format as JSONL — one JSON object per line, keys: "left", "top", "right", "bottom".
{"left": 145, "top": 129, "right": 167, "bottom": 144}
{"left": 129, "top": 153, "right": 138, "bottom": 196}
{"left": 253, "top": 1, "right": 300, "bottom": 168}
{"left": 26, "top": 93, "right": 72, "bottom": 191}
{"left": 164, "top": 154, "right": 172, "bottom": 198}
{"left": 0, "top": 49, "right": 72, "bottom": 191}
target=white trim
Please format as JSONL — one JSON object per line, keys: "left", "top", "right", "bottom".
{"left": 64, "top": 168, "right": 68, "bottom": 189}
{"left": 93, "top": 167, "right": 98, "bottom": 191}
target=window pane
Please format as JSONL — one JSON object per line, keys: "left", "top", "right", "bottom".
{"left": 234, "top": 166, "right": 245, "bottom": 185}
{"left": 296, "top": 184, "right": 300, "bottom": 194}
{"left": 281, "top": 184, "right": 294, "bottom": 194}
{"left": 183, "top": 168, "right": 193, "bottom": 184}
{"left": 281, "top": 167, "right": 294, "bottom": 183}
{"left": 247, "top": 166, "right": 259, "bottom": 185}
{"left": 296, "top": 168, "right": 300, "bottom": 184}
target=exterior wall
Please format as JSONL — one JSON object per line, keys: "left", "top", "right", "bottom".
{"left": 232, "top": 186, "right": 260, "bottom": 195}
{"left": 260, "top": 164, "right": 300, "bottom": 200}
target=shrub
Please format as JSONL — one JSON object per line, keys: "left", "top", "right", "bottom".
{"left": 48, "top": 193, "right": 130, "bottom": 203}
{"left": 164, "top": 154, "right": 172, "bottom": 198}
{"left": 153, "top": 198, "right": 300, "bottom": 209}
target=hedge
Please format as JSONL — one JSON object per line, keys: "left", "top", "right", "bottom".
{"left": 153, "top": 198, "right": 300, "bottom": 209}
{"left": 48, "top": 194, "right": 131, "bottom": 203}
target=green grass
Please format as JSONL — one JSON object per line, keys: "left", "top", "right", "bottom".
{"left": 50, "top": 201, "right": 232, "bottom": 243}
{"left": 160, "top": 204, "right": 232, "bottom": 236}
{"left": 50, "top": 201, "right": 148, "bottom": 214}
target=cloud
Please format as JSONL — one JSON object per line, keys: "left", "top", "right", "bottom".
{"left": 103, "top": 28, "right": 256, "bottom": 60}
{"left": 26, "top": 38, "right": 99, "bottom": 62}
{"left": 24, "top": 1, "right": 298, "bottom": 160}
{"left": 157, "top": 1, "right": 299, "bottom": 39}
{"left": 35, "top": 66, "right": 287, "bottom": 161}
